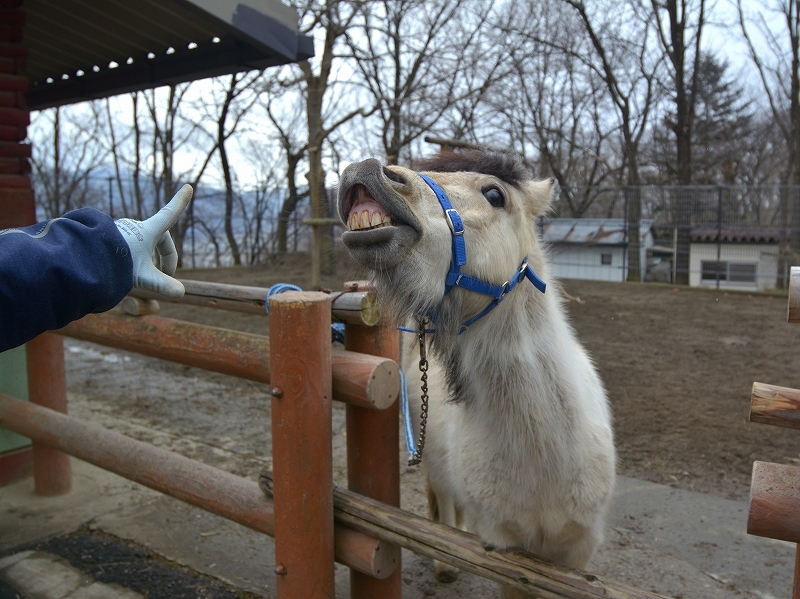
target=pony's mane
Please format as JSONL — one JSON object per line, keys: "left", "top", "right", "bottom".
{"left": 412, "top": 149, "right": 532, "bottom": 186}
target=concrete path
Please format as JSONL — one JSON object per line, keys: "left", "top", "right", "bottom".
{"left": 0, "top": 457, "right": 794, "bottom": 599}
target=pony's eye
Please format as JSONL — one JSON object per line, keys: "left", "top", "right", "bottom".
{"left": 482, "top": 185, "right": 505, "bottom": 208}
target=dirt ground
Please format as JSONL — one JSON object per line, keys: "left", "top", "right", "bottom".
{"left": 159, "top": 251, "right": 800, "bottom": 503}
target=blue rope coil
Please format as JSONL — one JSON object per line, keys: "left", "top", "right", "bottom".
{"left": 264, "top": 283, "right": 303, "bottom": 314}
{"left": 265, "top": 283, "right": 347, "bottom": 344}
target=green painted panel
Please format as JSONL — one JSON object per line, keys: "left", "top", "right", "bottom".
{"left": 0, "top": 345, "right": 31, "bottom": 452}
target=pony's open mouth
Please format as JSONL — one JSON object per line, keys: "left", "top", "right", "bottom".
{"left": 345, "top": 184, "right": 394, "bottom": 231}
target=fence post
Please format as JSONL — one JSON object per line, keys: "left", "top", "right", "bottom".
{"left": 343, "top": 287, "right": 402, "bottom": 599}
{"left": 26, "top": 332, "right": 71, "bottom": 496}
{"left": 269, "top": 291, "right": 334, "bottom": 599}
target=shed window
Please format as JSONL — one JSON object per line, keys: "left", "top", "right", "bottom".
{"left": 600, "top": 253, "right": 612, "bottom": 265}
{"left": 701, "top": 261, "right": 757, "bottom": 284}
{"left": 729, "top": 263, "right": 757, "bottom": 283}
{"left": 701, "top": 261, "right": 726, "bottom": 281}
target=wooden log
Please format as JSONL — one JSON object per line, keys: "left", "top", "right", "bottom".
{"left": 130, "top": 280, "right": 381, "bottom": 325}
{"left": 749, "top": 461, "right": 800, "bottom": 543}
{"left": 59, "top": 313, "right": 398, "bottom": 410}
{"left": 751, "top": 382, "right": 800, "bottom": 430}
{"left": 269, "top": 291, "right": 335, "bottom": 598}
{"left": 0, "top": 393, "right": 394, "bottom": 579}
{"left": 791, "top": 267, "right": 800, "bottom": 323}
{"left": 260, "top": 473, "right": 667, "bottom": 599}
{"left": 344, "top": 320, "right": 402, "bottom": 599}
{"left": 332, "top": 349, "right": 398, "bottom": 410}
{"left": 26, "top": 333, "right": 71, "bottom": 496}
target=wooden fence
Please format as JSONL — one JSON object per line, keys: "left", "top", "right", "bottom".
{"left": 0, "top": 279, "right": 669, "bottom": 599}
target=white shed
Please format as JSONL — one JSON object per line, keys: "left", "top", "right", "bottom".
{"left": 689, "top": 227, "right": 780, "bottom": 292}
{"left": 540, "top": 218, "right": 655, "bottom": 282}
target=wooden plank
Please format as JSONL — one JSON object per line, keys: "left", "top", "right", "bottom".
{"left": 749, "top": 461, "right": 800, "bottom": 543}
{"left": 0, "top": 141, "right": 31, "bottom": 157}
{"left": 0, "top": 156, "right": 29, "bottom": 174}
{"left": 751, "top": 382, "right": 800, "bottom": 430}
{"left": 130, "top": 281, "right": 381, "bottom": 325}
{"left": 0, "top": 392, "right": 396, "bottom": 579}
{"left": 0, "top": 106, "right": 28, "bottom": 126}
{"left": 60, "top": 312, "right": 397, "bottom": 410}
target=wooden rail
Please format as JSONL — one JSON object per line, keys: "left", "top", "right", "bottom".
{"left": 749, "top": 461, "right": 800, "bottom": 544}
{"left": 59, "top": 312, "right": 398, "bottom": 410}
{"left": 749, "top": 265, "right": 800, "bottom": 598}
{"left": 130, "top": 279, "right": 381, "bottom": 325}
{"left": 0, "top": 392, "right": 396, "bottom": 579}
{"left": 751, "top": 382, "right": 800, "bottom": 431}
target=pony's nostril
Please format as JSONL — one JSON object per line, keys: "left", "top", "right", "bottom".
{"left": 383, "top": 167, "right": 408, "bottom": 186}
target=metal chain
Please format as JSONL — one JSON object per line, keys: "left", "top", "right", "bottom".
{"left": 408, "top": 317, "right": 430, "bottom": 466}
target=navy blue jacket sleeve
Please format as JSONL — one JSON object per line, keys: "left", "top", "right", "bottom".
{"left": 0, "top": 208, "right": 134, "bottom": 352}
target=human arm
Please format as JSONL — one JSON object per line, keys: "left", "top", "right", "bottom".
{"left": 0, "top": 185, "right": 193, "bottom": 352}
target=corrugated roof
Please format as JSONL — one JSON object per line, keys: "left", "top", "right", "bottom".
{"left": 540, "top": 218, "right": 654, "bottom": 245}
{"left": 23, "top": 0, "right": 314, "bottom": 110}
{"left": 691, "top": 227, "right": 782, "bottom": 243}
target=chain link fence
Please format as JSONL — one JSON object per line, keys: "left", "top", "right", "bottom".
{"left": 543, "top": 186, "right": 800, "bottom": 290}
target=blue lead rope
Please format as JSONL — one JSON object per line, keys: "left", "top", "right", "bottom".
{"left": 399, "top": 369, "right": 418, "bottom": 464}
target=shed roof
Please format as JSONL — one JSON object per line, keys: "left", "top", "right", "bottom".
{"left": 23, "top": 0, "right": 314, "bottom": 110}
{"left": 540, "top": 218, "right": 654, "bottom": 246}
{"left": 691, "top": 227, "right": 782, "bottom": 244}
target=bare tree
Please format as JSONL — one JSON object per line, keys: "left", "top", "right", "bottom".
{"left": 345, "top": 0, "right": 497, "bottom": 165}
{"left": 649, "top": 0, "right": 707, "bottom": 284}
{"left": 738, "top": 0, "right": 800, "bottom": 283}
{"left": 261, "top": 86, "right": 309, "bottom": 254}
{"left": 560, "top": 0, "right": 661, "bottom": 281}
{"left": 292, "top": 0, "right": 375, "bottom": 286}
{"left": 30, "top": 103, "right": 107, "bottom": 219}
{"left": 495, "top": 1, "right": 619, "bottom": 217}
{"left": 193, "top": 71, "right": 263, "bottom": 265}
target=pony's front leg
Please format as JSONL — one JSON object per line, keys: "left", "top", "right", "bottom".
{"left": 427, "top": 483, "right": 462, "bottom": 582}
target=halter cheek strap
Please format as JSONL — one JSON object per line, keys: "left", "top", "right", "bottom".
{"left": 417, "top": 173, "right": 546, "bottom": 334}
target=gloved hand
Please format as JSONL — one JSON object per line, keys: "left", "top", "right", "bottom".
{"left": 115, "top": 184, "right": 193, "bottom": 298}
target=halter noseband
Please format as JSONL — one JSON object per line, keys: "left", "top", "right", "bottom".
{"left": 417, "top": 173, "right": 546, "bottom": 334}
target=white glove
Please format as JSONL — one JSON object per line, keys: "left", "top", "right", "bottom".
{"left": 115, "top": 184, "right": 193, "bottom": 298}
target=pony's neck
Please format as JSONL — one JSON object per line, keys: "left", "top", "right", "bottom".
{"left": 439, "top": 283, "right": 566, "bottom": 410}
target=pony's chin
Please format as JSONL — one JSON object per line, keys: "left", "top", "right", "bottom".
{"left": 342, "top": 224, "right": 418, "bottom": 269}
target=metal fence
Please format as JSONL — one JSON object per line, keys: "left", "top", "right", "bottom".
{"left": 545, "top": 185, "right": 800, "bottom": 290}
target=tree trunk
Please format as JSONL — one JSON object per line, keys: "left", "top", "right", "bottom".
{"left": 277, "top": 151, "right": 305, "bottom": 254}
{"left": 219, "top": 115, "right": 241, "bottom": 265}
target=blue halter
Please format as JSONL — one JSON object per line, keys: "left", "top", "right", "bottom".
{"left": 416, "top": 173, "right": 546, "bottom": 334}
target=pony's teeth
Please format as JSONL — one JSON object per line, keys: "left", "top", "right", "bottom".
{"left": 360, "top": 210, "right": 370, "bottom": 229}
{"left": 349, "top": 212, "right": 357, "bottom": 230}
{"left": 383, "top": 214, "right": 392, "bottom": 225}
{"left": 371, "top": 212, "right": 382, "bottom": 227}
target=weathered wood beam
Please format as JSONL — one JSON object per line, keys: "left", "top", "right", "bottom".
{"left": 130, "top": 279, "right": 381, "bottom": 325}
{"left": 59, "top": 313, "right": 397, "bottom": 410}
{"left": 0, "top": 393, "right": 396, "bottom": 579}
{"left": 749, "top": 461, "right": 800, "bottom": 544}
{"left": 751, "top": 382, "right": 800, "bottom": 431}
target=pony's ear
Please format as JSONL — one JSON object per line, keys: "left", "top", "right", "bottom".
{"left": 519, "top": 178, "right": 555, "bottom": 217}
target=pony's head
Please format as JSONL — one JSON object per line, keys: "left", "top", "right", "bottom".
{"left": 338, "top": 150, "right": 555, "bottom": 336}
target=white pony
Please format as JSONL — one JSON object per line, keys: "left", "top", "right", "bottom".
{"left": 337, "top": 151, "right": 615, "bottom": 598}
